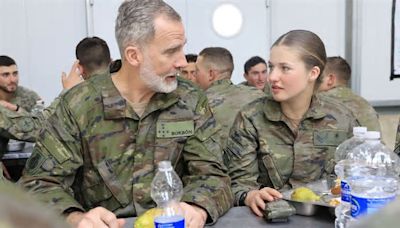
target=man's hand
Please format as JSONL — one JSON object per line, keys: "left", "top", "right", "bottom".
{"left": 61, "top": 60, "right": 84, "bottom": 90}
{"left": 0, "top": 100, "right": 18, "bottom": 111}
{"left": 66, "top": 207, "right": 125, "bottom": 228}
{"left": 245, "top": 187, "right": 283, "bottom": 217}
{"left": 179, "top": 202, "right": 207, "bottom": 228}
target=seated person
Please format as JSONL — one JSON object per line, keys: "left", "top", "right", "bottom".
{"left": 240, "top": 56, "right": 268, "bottom": 91}
{"left": 19, "top": 1, "right": 232, "bottom": 228}
{"left": 318, "top": 56, "right": 381, "bottom": 131}
{"left": 195, "top": 47, "right": 264, "bottom": 149}
{"left": 0, "top": 36, "right": 112, "bottom": 143}
{"left": 225, "top": 30, "right": 358, "bottom": 217}
{"left": 0, "top": 55, "right": 41, "bottom": 113}
{"left": 180, "top": 54, "right": 197, "bottom": 82}
{"left": 0, "top": 55, "right": 42, "bottom": 178}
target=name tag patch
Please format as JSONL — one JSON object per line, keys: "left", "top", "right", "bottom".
{"left": 157, "top": 120, "right": 194, "bottom": 138}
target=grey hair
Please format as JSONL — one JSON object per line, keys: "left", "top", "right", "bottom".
{"left": 115, "top": 0, "right": 181, "bottom": 56}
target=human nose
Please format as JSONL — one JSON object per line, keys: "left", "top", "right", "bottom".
{"left": 175, "top": 53, "right": 187, "bottom": 69}
{"left": 268, "top": 70, "right": 279, "bottom": 83}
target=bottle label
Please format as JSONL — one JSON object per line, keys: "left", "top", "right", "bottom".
{"left": 341, "top": 180, "right": 351, "bottom": 203}
{"left": 154, "top": 215, "right": 185, "bottom": 228}
{"left": 351, "top": 194, "right": 395, "bottom": 218}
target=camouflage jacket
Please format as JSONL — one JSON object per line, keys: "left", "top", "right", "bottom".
{"left": 0, "top": 96, "right": 60, "bottom": 143}
{"left": 10, "top": 86, "right": 41, "bottom": 112}
{"left": 225, "top": 95, "right": 357, "bottom": 205}
{"left": 395, "top": 117, "right": 400, "bottom": 154}
{"left": 319, "top": 86, "right": 381, "bottom": 131}
{"left": 206, "top": 79, "right": 265, "bottom": 148}
{"left": 19, "top": 72, "right": 233, "bottom": 223}
{"left": 0, "top": 86, "right": 41, "bottom": 156}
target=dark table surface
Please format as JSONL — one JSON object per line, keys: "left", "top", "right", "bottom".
{"left": 125, "top": 206, "right": 334, "bottom": 228}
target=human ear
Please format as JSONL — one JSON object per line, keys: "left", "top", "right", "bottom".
{"left": 309, "top": 66, "right": 321, "bottom": 81}
{"left": 124, "top": 46, "right": 142, "bottom": 67}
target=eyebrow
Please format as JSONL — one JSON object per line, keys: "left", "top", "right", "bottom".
{"left": 162, "top": 39, "right": 187, "bottom": 54}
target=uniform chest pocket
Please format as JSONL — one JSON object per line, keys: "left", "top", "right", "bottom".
{"left": 81, "top": 160, "right": 130, "bottom": 210}
{"left": 312, "top": 130, "right": 348, "bottom": 176}
{"left": 313, "top": 130, "right": 348, "bottom": 146}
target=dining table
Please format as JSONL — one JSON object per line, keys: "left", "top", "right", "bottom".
{"left": 125, "top": 206, "right": 334, "bottom": 228}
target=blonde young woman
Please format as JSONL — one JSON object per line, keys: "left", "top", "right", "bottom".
{"left": 226, "top": 30, "right": 358, "bottom": 216}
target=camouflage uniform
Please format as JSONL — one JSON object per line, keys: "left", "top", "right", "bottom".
{"left": 0, "top": 86, "right": 41, "bottom": 157}
{"left": 239, "top": 81, "right": 250, "bottom": 87}
{"left": 10, "top": 86, "right": 41, "bottom": 112}
{"left": 395, "top": 117, "right": 400, "bottom": 154}
{"left": 19, "top": 72, "right": 233, "bottom": 223}
{"left": 319, "top": 86, "right": 381, "bottom": 131}
{"left": 225, "top": 95, "right": 358, "bottom": 205}
{"left": 206, "top": 79, "right": 265, "bottom": 148}
{"left": 0, "top": 96, "right": 60, "bottom": 143}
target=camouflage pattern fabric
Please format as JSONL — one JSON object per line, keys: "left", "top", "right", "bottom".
{"left": 206, "top": 79, "right": 265, "bottom": 148}
{"left": 225, "top": 95, "right": 358, "bottom": 205}
{"left": 319, "top": 86, "right": 381, "bottom": 132}
{"left": 10, "top": 86, "right": 41, "bottom": 112}
{"left": 0, "top": 86, "right": 41, "bottom": 156}
{"left": 19, "top": 72, "right": 233, "bottom": 224}
{"left": 0, "top": 96, "right": 60, "bottom": 143}
{"left": 239, "top": 81, "right": 250, "bottom": 87}
{"left": 395, "top": 117, "right": 400, "bottom": 154}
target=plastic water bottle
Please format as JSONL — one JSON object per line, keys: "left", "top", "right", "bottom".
{"left": 348, "top": 131, "right": 400, "bottom": 220}
{"left": 151, "top": 161, "right": 185, "bottom": 228}
{"left": 31, "top": 100, "right": 45, "bottom": 116}
{"left": 334, "top": 127, "right": 367, "bottom": 228}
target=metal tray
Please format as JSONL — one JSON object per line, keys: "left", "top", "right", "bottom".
{"left": 282, "top": 190, "right": 336, "bottom": 216}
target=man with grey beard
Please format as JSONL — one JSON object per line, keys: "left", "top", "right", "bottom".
{"left": 19, "top": 0, "right": 233, "bottom": 228}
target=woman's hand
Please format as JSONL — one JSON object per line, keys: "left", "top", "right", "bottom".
{"left": 245, "top": 187, "right": 283, "bottom": 217}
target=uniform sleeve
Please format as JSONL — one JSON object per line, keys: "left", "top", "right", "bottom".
{"left": 18, "top": 97, "right": 85, "bottom": 213}
{"left": 0, "top": 106, "right": 39, "bottom": 142}
{"left": 180, "top": 93, "right": 233, "bottom": 224}
{"left": 224, "top": 111, "right": 261, "bottom": 206}
{"left": 0, "top": 96, "right": 61, "bottom": 142}
{"left": 355, "top": 103, "right": 381, "bottom": 132}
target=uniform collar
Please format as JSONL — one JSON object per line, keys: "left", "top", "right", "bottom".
{"left": 208, "top": 79, "right": 233, "bottom": 90}
{"left": 263, "top": 94, "right": 326, "bottom": 122}
{"left": 100, "top": 73, "right": 179, "bottom": 120}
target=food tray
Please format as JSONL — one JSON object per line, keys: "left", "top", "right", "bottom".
{"left": 282, "top": 189, "right": 336, "bottom": 216}
{"left": 281, "top": 179, "right": 339, "bottom": 216}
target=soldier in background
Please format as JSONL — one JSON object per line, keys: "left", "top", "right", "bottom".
{"left": 0, "top": 55, "right": 42, "bottom": 178}
{"left": 225, "top": 30, "right": 358, "bottom": 217}
{"left": 240, "top": 56, "right": 268, "bottom": 91}
{"left": 0, "top": 55, "right": 41, "bottom": 113}
{"left": 20, "top": 1, "right": 232, "bottom": 228}
{"left": 180, "top": 54, "right": 197, "bottom": 82}
{"left": 0, "top": 36, "right": 112, "bottom": 143}
{"left": 318, "top": 56, "right": 381, "bottom": 131}
{"left": 195, "top": 47, "right": 265, "bottom": 149}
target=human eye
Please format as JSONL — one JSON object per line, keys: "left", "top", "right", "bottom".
{"left": 267, "top": 64, "right": 274, "bottom": 73}
{"left": 281, "top": 65, "right": 291, "bottom": 72}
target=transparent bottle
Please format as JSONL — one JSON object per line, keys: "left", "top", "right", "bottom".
{"left": 151, "top": 161, "right": 185, "bottom": 228}
{"left": 348, "top": 131, "right": 400, "bottom": 220}
{"left": 334, "top": 127, "right": 367, "bottom": 228}
{"left": 31, "top": 99, "right": 45, "bottom": 116}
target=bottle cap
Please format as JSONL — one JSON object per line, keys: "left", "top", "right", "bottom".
{"left": 353, "top": 127, "right": 367, "bottom": 135}
{"left": 158, "top": 160, "right": 173, "bottom": 171}
{"left": 365, "top": 131, "right": 380, "bottom": 140}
